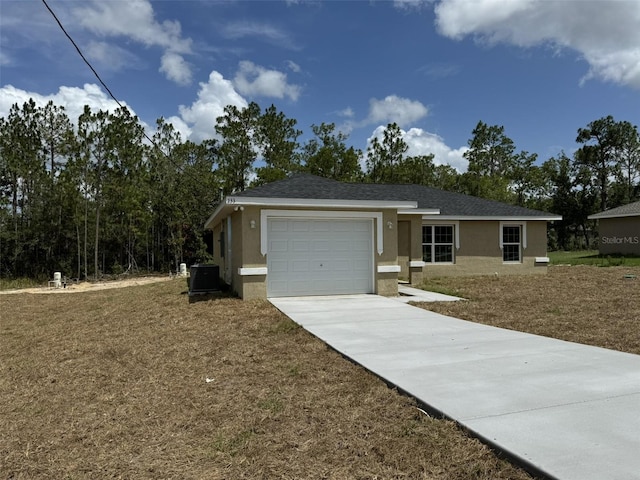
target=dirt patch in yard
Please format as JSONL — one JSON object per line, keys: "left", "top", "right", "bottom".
{"left": 418, "top": 265, "right": 640, "bottom": 355}
{"left": 0, "top": 275, "right": 174, "bottom": 295}
{"left": 0, "top": 279, "right": 532, "bottom": 479}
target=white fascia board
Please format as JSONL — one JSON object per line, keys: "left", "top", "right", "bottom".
{"left": 421, "top": 214, "right": 562, "bottom": 221}
{"left": 588, "top": 213, "right": 638, "bottom": 220}
{"left": 398, "top": 208, "right": 440, "bottom": 215}
{"left": 204, "top": 202, "right": 231, "bottom": 230}
{"left": 228, "top": 196, "right": 417, "bottom": 210}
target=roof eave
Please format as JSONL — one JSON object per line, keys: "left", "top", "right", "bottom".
{"left": 205, "top": 196, "right": 419, "bottom": 229}
{"left": 226, "top": 196, "right": 417, "bottom": 210}
{"left": 420, "top": 214, "right": 563, "bottom": 221}
{"left": 204, "top": 202, "right": 233, "bottom": 230}
{"left": 398, "top": 209, "right": 441, "bottom": 215}
{"left": 588, "top": 212, "right": 639, "bottom": 220}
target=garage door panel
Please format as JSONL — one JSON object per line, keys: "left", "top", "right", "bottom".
{"left": 353, "top": 222, "right": 370, "bottom": 232}
{"left": 333, "top": 240, "right": 350, "bottom": 251}
{"left": 292, "top": 220, "right": 310, "bottom": 232}
{"left": 313, "top": 220, "right": 331, "bottom": 232}
{"left": 354, "top": 239, "right": 372, "bottom": 252}
{"left": 291, "top": 260, "right": 309, "bottom": 272}
{"left": 354, "top": 258, "right": 371, "bottom": 271}
{"left": 330, "top": 259, "right": 352, "bottom": 271}
{"left": 267, "top": 217, "right": 374, "bottom": 297}
{"left": 270, "top": 219, "right": 288, "bottom": 232}
{"left": 269, "top": 260, "right": 288, "bottom": 273}
{"left": 292, "top": 240, "right": 309, "bottom": 252}
{"left": 312, "top": 240, "right": 330, "bottom": 252}
{"left": 269, "top": 239, "right": 288, "bottom": 252}
{"left": 332, "top": 222, "right": 352, "bottom": 232}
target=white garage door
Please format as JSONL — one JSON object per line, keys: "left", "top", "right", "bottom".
{"left": 267, "top": 217, "right": 374, "bottom": 297}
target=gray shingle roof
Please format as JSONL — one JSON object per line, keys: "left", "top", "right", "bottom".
{"left": 235, "top": 173, "right": 560, "bottom": 218}
{"left": 588, "top": 200, "right": 640, "bottom": 219}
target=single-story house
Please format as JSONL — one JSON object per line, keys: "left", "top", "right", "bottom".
{"left": 204, "top": 173, "right": 562, "bottom": 300}
{"left": 588, "top": 201, "right": 640, "bottom": 255}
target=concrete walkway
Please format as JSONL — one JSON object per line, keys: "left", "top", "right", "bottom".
{"left": 269, "top": 294, "right": 640, "bottom": 480}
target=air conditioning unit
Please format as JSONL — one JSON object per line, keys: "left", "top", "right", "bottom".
{"left": 188, "top": 264, "right": 221, "bottom": 295}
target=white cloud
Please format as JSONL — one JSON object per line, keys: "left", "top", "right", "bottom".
{"left": 85, "top": 40, "right": 141, "bottom": 72}
{"left": 286, "top": 60, "right": 301, "bottom": 73}
{"left": 0, "top": 73, "right": 249, "bottom": 146}
{"left": 0, "top": 50, "right": 10, "bottom": 67}
{"left": 366, "top": 125, "right": 468, "bottom": 172}
{"left": 71, "top": 0, "right": 193, "bottom": 84}
{"left": 339, "top": 107, "right": 355, "bottom": 118}
{"left": 0, "top": 83, "right": 133, "bottom": 125}
{"left": 434, "top": 0, "right": 640, "bottom": 88}
{"left": 160, "top": 52, "right": 192, "bottom": 86}
{"left": 393, "top": 0, "right": 431, "bottom": 10}
{"left": 233, "top": 61, "right": 302, "bottom": 101}
{"left": 178, "top": 71, "right": 248, "bottom": 143}
{"left": 366, "top": 95, "right": 428, "bottom": 127}
{"left": 403, "top": 128, "right": 468, "bottom": 172}
{"left": 220, "top": 21, "right": 300, "bottom": 50}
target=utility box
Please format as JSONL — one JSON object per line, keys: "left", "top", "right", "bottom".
{"left": 188, "top": 264, "right": 220, "bottom": 295}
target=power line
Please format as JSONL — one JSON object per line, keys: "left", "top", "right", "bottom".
{"left": 41, "top": 0, "right": 160, "bottom": 149}
{"left": 41, "top": 0, "right": 126, "bottom": 112}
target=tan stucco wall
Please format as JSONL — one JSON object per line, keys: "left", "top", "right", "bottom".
{"left": 396, "top": 214, "right": 425, "bottom": 286}
{"left": 211, "top": 222, "right": 226, "bottom": 280}
{"left": 422, "top": 220, "right": 549, "bottom": 278}
{"left": 397, "top": 220, "right": 411, "bottom": 280}
{"left": 377, "top": 209, "right": 399, "bottom": 296}
{"left": 237, "top": 206, "right": 267, "bottom": 300}
{"left": 597, "top": 217, "right": 640, "bottom": 255}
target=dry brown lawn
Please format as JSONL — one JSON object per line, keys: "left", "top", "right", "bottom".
{"left": 4, "top": 265, "right": 635, "bottom": 479}
{"left": 1, "top": 279, "right": 532, "bottom": 480}
{"left": 418, "top": 265, "right": 640, "bottom": 355}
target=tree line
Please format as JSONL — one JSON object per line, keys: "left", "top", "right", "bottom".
{"left": 1, "top": 99, "right": 638, "bottom": 280}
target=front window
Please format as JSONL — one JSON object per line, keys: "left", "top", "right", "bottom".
{"left": 502, "top": 225, "right": 521, "bottom": 262}
{"left": 422, "top": 225, "right": 454, "bottom": 263}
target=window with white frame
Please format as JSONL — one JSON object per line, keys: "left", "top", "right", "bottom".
{"left": 422, "top": 225, "right": 454, "bottom": 263}
{"left": 502, "top": 225, "right": 522, "bottom": 262}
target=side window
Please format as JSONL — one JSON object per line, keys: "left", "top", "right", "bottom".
{"left": 422, "top": 225, "right": 454, "bottom": 263}
{"left": 502, "top": 225, "right": 521, "bottom": 262}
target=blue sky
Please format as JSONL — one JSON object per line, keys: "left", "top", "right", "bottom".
{"left": 1, "top": 0, "right": 639, "bottom": 172}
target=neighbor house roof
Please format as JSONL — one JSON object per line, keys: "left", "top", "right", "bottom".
{"left": 205, "top": 173, "right": 561, "bottom": 229}
{"left": 588, "top": 200, "right": 640, "bottom": 220}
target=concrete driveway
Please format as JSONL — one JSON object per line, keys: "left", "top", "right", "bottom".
{"left": 270, "top": 294, "right": 640, "bottom": 480}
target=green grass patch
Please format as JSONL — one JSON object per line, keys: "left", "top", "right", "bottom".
{"left": 0, "top": 277, "right": 43, "bottom": 291}
{"left": 211, "top": 429, "right": 255, "bottom": 456}
{"left": 549, "top": 250, "right": 640, "bottom": 267}
{"left": 271, "top": 317, "right": 300, "bottom": 334}
{"left": 417, "top": 280, "right": 465, "bottom": 298}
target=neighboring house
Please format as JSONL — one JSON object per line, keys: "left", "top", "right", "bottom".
{"left": 588, "top": 201, "right": 640, "bottom": 255}
{"left": 204, "top": 174, "right": 561, "bottom": 299}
